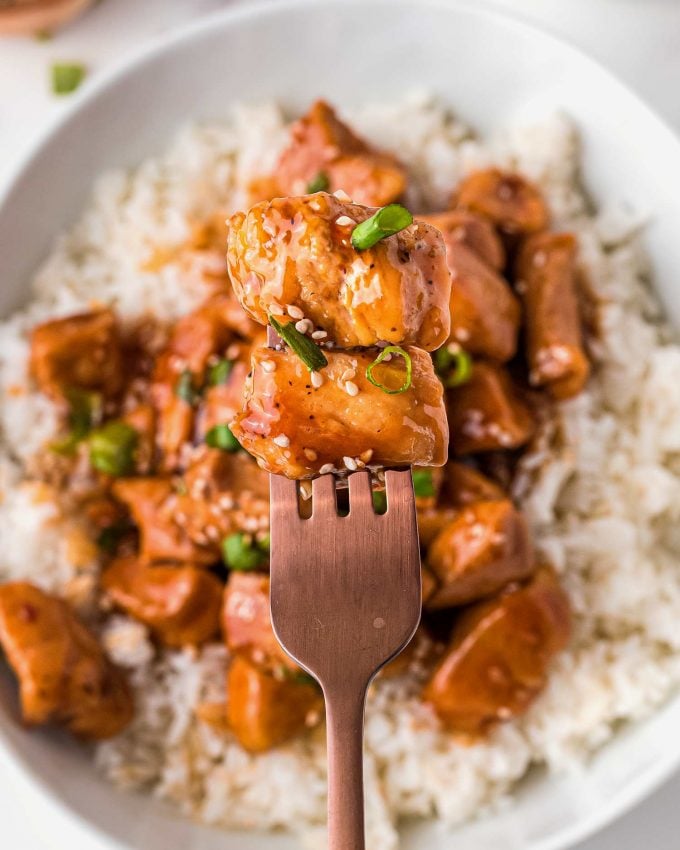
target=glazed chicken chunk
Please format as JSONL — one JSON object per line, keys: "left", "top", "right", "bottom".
{"left": 423, "top": 569, "right": 571, "bottom": 736}
{"left": 0, "top": 582, "right": 133, "bottom": 739}
{"left": 102, "top": 556, "right": 223, "bottom": 647}
{"left": 454, "top": 168, "right": 549, "bottom": 236}
{"left": 275, "top": 99, "right": 407, "bottom": 207}
{"left": 30, "top": 309, "right": 123, "bottom": 400}
{"left": 230, "top": 345, "right": 448, "bottom": 478}
{"left": 515, "top": 231, "right": 590, "bottom": 399}
{"left": 227, "top": 192, "right": 451, "bottom": 350}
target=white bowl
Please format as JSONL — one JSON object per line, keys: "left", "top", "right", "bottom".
{"left": 1, "top": 1, "right": 680, "bottom": 848}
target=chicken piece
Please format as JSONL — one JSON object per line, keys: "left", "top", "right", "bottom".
{"left": 422, "top": 569, "right": 571, "bottom": 736}
{"left": 444, "top": 462, "right": 505, "bottom": 507}
{"left": 443, "top": 242, "right": 521, "bottom": 362}
{"left": 426, "top": 499, "right": 535, "bottom": 609}
{"left": 122, "top": 403, "right": 156, "bottom": 473}
{"left": 0, "top": 582, "right": 133, "bottom": 739}
{"left": 276, "top": 99, "right": 407, "bottom": 206}
{"left": 112, "top": 477, "right": 217, "bottom": 565}
{"left": 102, "top": 556, "right": 222, "bottom": 647}
{"left": 455, "top": 169, "right": 549, "bottom": 236}
{"left": 416, "top": 505, "right": 459, "bottom": 547}
{"left": 421, "top": 210, "right": 505, "bottom": 271}
{"left": 231, "top": 345, "right": 448, "bottom": 478}
{"left": 227, "top": 192, "right": 451, "bottom": 350}
{"left": 30, "top": 309, "right": 123, "bottom": 401}
{"left": 222, "top": 573, "right": 296, "bottom": 673}
{"left": 227, "top": 656, "right": 322, "bottom": 752}
{"left": 447, "top": 362, "right": 535, "bottom": 455}
{"left": 515, "top": 232, "right": 590, "bottom": 400}
{"left": 199, "top": 361, "right": 250, "bottom": 438}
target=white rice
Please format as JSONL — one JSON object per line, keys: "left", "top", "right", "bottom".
{"left": 1, "top": 93, "right": 680, "bottom": 848}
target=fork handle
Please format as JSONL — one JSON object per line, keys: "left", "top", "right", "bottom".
{"left": 325, "top": 683, "right": 368, "bottom": 850}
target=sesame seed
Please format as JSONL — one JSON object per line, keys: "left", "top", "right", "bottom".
{"left": 300, "top": 481, "right": 313, "bottom": 500}
{"left": 340, "top": 368, "right": 356, "bottom": 383}
{"left": 304, "top": 448, "right": 318, "bottom": 461}
{"left": 269, "top": 302, "right": 286, "bottom": 316}
{"left": 335, "top": 215, "right": 355, "bottom": 227}
{"left": 261, "top": 359, "right": 276, "bottom": 373}
{"left": 359, "top": 449, "right": 374, "bottom": 463}
{"left": 343, "top": 456, "right": 358, "bottom": 471}
{"left": 311, "top": 330, "right": 328, "bottom": 340}
{"left": 311, "top": 371, "right": 324, "bottom": 388}
{"left": 286, "top": 304, "right": 304, "bottom": 319}
{"left": 295, "top": 318, "right": 314, "bottom": 334}
{"left": 319, "top": 463, "right": 334, "bottom": 474}
{"left": 333, "top": 189, "right": 352, "bottom": 202}
{"left": 273, "top": 434, "right": 290, "bottom": 448}
{"left": 345, "top": 381, "right": 359, "bottom": 396}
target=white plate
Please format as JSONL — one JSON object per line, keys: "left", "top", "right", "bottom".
{"left": 1, "top": 1, "right": 680, "bottom": 848}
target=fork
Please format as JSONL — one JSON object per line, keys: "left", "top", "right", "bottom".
{"left": 269, "top": 468, "right": 421, "bottom": 850}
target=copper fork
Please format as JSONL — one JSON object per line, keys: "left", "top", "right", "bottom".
{"left": 269, "top": 468, "right": 421, "bottom": 850}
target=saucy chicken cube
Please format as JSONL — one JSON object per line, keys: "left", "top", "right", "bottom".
{"left": 231, "top": 345, "right": 448, "bottom": 478}
{"left": 443, "top": 241, "right": 521, "bottom": 361}
{"left": 455, "top": 168, "right": 549, "bottom": 236}
{"left": 515, "top": 232, "right": 590, "bottom": 400}
{"left": 227, "top": 656, "right": 322, "bottom": 753}
{"left": 275, "top": 99, "right": 407, "bottom": 206}
{"left": 426, "top": 499, "right": 535, "bottom": 609}
{"left": 447, "top": 362, "right": 535, "bottom": 455}
{"left": 102, "top": 556, "right": 222, "bottom": 647}
{"left": 421, "top": 210, "right": 505, "bottom": 271}
{"left": 30, "top": 309, "right": 123, "bottom": 400}
{"left": 227, "top": 192, "right": 451, "bottom": 350}
{"left": 222, "top": 573, "right": 296, "bottom": 673}
{"left": 422, "top": 568, "right": 571, "bottom": 736}
{"left": 112, "top": 477, "right": 217, "bottom": 565}
{"left": 444, "top": 462, "right": 505, "bottom": 507}
{"left": 0, "top": 582, "right": 133, "bottom": 739}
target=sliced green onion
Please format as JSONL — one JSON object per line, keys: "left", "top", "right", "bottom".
{"left": 50, "top": 389, "right": 103, "bottom": 455}
{"left": 433, "top": 346, "right": 473, "bottom": 388}
{"left": 175, "top": 369, "right": 198, "bottom": 405}
{"left": 269, "top": 316, "right": 328, "bottom": 372}
{"left": 365, "top": 345, "right": 413, "bottom": 395}
{"left": 257, "top": 533, "right": 271, "bottom": 552}
{"left": 306, "top": 172, "right": 329, "bottom": 193}
{"left": 206, "top": 423, "right": 241, "bottom": 452}
{"left": 372, "top": 490, "right": 387, "bottom": 514}
{"left": 88, "top": 421, "right": 138, "bottom": 476}
{"left": 412, "top": 469, "right": 436, "bottom": 499}
{"left": 208, "top": 358, "right": 233, "bottom": 386}
{"left": 351, "top": 204, "right": 413, "bottom": 251}
{"left": 52, "top": 63, "right": 86, "bottom": 95}
{"left": 221, "top": 533, "right": 268, "bottom": 571}
{"left": 279, "top": 667, "right": 318, "bottom": 687}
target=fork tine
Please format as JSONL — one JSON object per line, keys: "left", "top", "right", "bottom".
{"left": 270, "top": 474, "right": 300, "bottom": 519}
{"left": 348, "top": 470, "right": 372, "bottom": 512}
{"left": 312, "top": 474, "right": 337, "bottom": 520}
{"left": 384, "top": 469, "right": 416, "bottom": 520}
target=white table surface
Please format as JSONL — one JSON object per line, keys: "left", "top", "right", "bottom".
{"left": 1, "top": 0, "right": 679, "bottom": 847}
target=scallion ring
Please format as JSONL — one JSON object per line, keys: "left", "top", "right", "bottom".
{"left": 351, "top": 204, "right": 413, "bottom": 251}
{"left": 306, "top": 172, "right": 330, "bottom": 193}
{"left": 365, "top": 346, "right": 413, "bottom": 395}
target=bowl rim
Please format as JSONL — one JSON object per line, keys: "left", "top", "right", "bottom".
{"left": 1, "top": 1, "right": 680, "bottom": 848}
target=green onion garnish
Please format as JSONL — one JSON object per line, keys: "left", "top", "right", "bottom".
{"left": 205, "top": 423, "right": 241, "bottom": 452}
{"left": 412, "top": 469, "right": 436, "bottom": 499}
{"left": 306, "top": 172, "right": 330, "bottom": 193}
{"left": 88, "top": 421, "right": 138, "bottom": 476}
{"left": 51, "top": 388, "right": 103, "bottom": 455}
{"left": 269, "top": 316, "right": 328, "bottom": 372}
{"left": 175, "top": 369, "right": 198, "bottom": 405}
{"left": 279, "top": 667, "right": 318, "bottom": 687}
{"left": 221, "top": 532, "right": 268, "bottom": 571}
{"left": 351, "top": 204, "right": 413, "bottom": 251}
{"left": 433, "top": 346, "right": 473, "bottom": 388}
{"left": 52, "top": 63, "right": 86, "bottom": 95}
{"left": 365, "top": 345, "right": 413, "bottom": 395}
{"left": 208, "top": 358, "right": 233, "bottom": 386}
